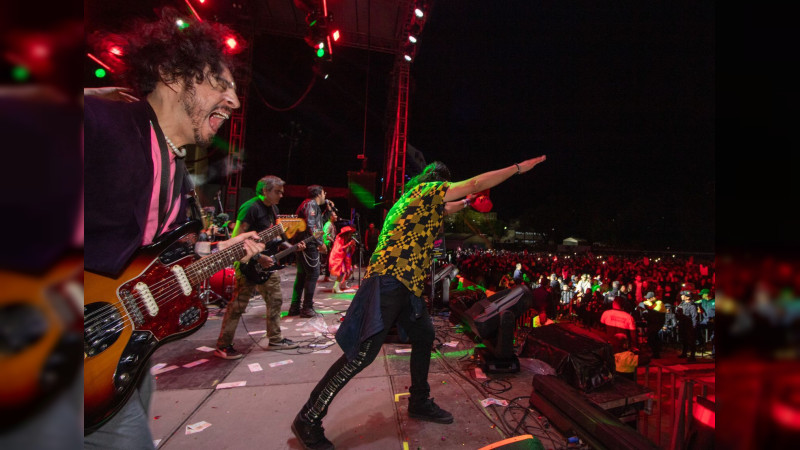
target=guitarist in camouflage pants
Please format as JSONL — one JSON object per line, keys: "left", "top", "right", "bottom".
{"left": 215, "top": 175, "right": 301, "bottom": 358}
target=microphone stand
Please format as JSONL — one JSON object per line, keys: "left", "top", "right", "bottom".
{"left": 353, "top": 210, "right": 364, "bottom": 286}
{"left": 216, "top": 191, "right": 231, "bottom": 240}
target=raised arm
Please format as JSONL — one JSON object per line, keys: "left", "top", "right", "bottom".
{"left": 443, "top": 155, "right": 546, "bottom": 202}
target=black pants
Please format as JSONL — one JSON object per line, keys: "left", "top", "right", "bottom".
{"left": 647, "top": 327, "right": 662, "bottom": 357}
{"left": 321, "top": 245, "right": 331, "bottom": 277}
{"left": 301, "top": 279, "right": 435, "bottom": 423}
{"left": 679, "top": 322, "right": 697, "bottom": 357}
{"left": 291, "top": 247, "right": 320, "bottom": 309}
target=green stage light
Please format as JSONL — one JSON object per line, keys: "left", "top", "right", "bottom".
{"left": 11, "top": 66, "right": 29, "bottom": 81}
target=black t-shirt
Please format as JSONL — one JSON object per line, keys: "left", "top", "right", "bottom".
{"left": 238, "top": 197, "right": 277, "bottom": 233}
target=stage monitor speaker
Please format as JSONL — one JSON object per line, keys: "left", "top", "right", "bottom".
{"left": 478, "top": 435, "right": 544, "bottom": 450}
{"left": 458, "top": 284, "right": 533, "bottom": 339}
{"left": 520, "top": 323, "right": 614, "bottom": 392}
{"left": 449, "top": 285, "right": 532, "bottom": 373}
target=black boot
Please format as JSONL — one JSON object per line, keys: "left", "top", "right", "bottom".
{"left": 300, "top": 304, "right": 317, "bottom": 318}
{"left": 288, "top": 304, "right": 301, "bottom": 316}
{"left": 291, "top": 412, "right": 334, "bottom": 450}
{"left": 408, "top": 398, "right": 454, "bottom": 424}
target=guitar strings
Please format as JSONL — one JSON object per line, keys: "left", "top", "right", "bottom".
{"left": 84, "top": 218, "right": 305, "bottom": 339}
{"left": 83, "top": 222, "right": 289, "bottom": 327}
{"left": 84, "top": 221, "right": 303, "bottom": 342}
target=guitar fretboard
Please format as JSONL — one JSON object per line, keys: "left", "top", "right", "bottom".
{"left": 183, "top": 222, "right": 292, "bottom": 283}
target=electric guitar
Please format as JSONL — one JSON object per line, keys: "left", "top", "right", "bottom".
{"left": 83, "top": 218, "right": 303, "bottom": 434}
{"left": 242, "top": 230, "right": 324, "bottom": 284}
{"left": 0, "top": 254, "right": 83, "bottom": 431}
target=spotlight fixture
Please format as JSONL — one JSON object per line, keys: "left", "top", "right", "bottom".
{"left": 401, "top": 42, "right": 416, "bottom": 62}
{"left": 407, "top": 22, "right": 421, "bottom": 44}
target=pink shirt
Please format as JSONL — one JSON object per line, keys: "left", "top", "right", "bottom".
{"left": 142, "top": 124, "right": 180, "bottom": 245}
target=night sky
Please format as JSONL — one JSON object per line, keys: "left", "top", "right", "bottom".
{"left": 85, "top": 1, "right": 715, "bottom": 252}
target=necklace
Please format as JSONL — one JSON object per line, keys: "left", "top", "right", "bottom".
{"left": 164, "top": 135, "right": 187, "bottom": 158}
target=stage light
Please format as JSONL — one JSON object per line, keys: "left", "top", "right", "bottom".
{"left": 95, "top": 68, "right": 107, "bottom": 78}
{"left": 332, "top": 30, "right": 340, "bottom": 41}
{"left": 408, "top": 35, "right": 417, "bottom": 44}
{"left": 401, "top": 42, "right": 416, "bottom": 62}
{"left": 226, "top": 37, "right": 237, "bottom": 50}
{"left": 414, "top": 8, "right": 424, "bottom": 18}
{"left": 11, "top": 66, "right": 29, "bottom": 82}
{"left": 109, "top": 46, "right": 123, "bottom": 56}
{"left": 175, "top": 19, "right": 190, "bottom": 30}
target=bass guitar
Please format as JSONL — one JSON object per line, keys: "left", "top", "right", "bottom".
{"left": 241, "top": 230, "right": 323, "bottom": 284}
{"left": 83, "top": 218, "right": 303, "bottom": 434}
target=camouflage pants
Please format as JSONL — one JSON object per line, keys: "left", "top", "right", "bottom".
{"left": 217, "top": 269, "right": 284, "bottom": 348}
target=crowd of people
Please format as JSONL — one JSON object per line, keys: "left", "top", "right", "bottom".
{"left": 454, "top": 248, "right": 716, "bottom": 362}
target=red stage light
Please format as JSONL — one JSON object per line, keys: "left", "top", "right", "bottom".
{"left": 332, "top": 30, "right": 340, "bottom": 41}
{"left": 109, "top": 46, "right": 123, "bottom": 56}
{"left": 226, "top": 37, "right": 237, "bottom": 50}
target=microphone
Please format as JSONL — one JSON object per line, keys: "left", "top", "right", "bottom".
{"left": 326, "top": 200, "right": 338, "bottom": 213}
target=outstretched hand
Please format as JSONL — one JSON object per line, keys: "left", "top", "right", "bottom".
{"left": 517, "top": 155, "right": 546, "bottom": 174}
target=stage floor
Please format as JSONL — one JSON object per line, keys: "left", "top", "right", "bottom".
{"left": 146, "top": 265, "right": 713, "bottom": 450}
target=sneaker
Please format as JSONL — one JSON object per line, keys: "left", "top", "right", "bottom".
{"left": 291, "top": 413, "right": 334, "bottom": 450}
{"left": 214, "top": 345, "right": 244, "bottom": 360}
{"left": 300, "top": 308, "right": 318, "bottom": 318}
{"left": 408, "top": 398, "right": 454, "bottom": 424}
{"left": 287, "top": 305, "right": 301, "bottom": 316}
{"left": 267, "top": 338, "right": 299, "bottom": 350}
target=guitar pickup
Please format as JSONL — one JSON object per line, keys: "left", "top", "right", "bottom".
{"left": 171, "top": 265, "right": 192, "bottom": 296}
{"left": 134, "top": 282, "right": 159, "bottom": 316}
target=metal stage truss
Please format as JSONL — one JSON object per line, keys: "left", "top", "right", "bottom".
{"left": 217, "top": 0, "right": 430, "bottom": 216}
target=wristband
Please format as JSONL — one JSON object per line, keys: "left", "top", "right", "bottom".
{"left": 515, "top": 163, "right": 521, "bottom": 175}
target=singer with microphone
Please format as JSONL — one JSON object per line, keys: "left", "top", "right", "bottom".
{"left": 289, "top": 185, "right": 334, "bottom": 317}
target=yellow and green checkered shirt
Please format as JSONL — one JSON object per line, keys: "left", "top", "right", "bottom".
{"left": 365, "top": 181, "right": 449, "bottom": 297}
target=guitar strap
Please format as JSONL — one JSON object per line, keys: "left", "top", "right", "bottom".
{"left": 147, "top": 113, "right": 188, "bottom": 238}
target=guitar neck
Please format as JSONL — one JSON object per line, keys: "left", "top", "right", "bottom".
{"left": 184, "top": 223, "right": 285, "bottom": 282}
{"left": 273, "top": 238, "right": 307, "bottom": 261}
{"left": 272, "top": 234, "right": 319, "bottom": 262}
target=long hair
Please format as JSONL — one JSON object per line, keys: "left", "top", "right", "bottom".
{"left": 89, "top": 6, "right": 246, "bottom": 97}
{"left": 404, "top": 161, "right": 451, "bottom": 191}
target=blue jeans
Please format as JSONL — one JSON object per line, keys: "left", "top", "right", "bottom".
{"left": 84, "top": 373, "right": 154, "bottom": 449}
{"left": 301, "top": 276, "right": 435, "bottom": 423}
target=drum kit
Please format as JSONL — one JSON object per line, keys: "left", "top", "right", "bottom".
{"left": 198, "top": 205, "right": 236, "bottom": 308}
